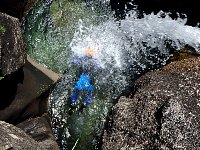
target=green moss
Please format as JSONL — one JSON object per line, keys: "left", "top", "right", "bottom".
{"left": 0, "top": 25, "right": 6, "bottom": 33}
{"left": 169, "top": 49, "right": 200, "bottom": 62}
{"left": 0, "top": 76, "right": 4, "bottom": 80}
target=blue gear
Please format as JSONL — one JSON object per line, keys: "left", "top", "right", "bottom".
{"left": 69, "top": 73, "right": 94, "bottom": 106}
{"left": 84, "top": 90, "right": 93, "bottom": 106}
{"left": 69, "top": 90, "right": 79, "bottom": 105}
{"left": 74, "top": 73, "right": 94, "bottom": 91}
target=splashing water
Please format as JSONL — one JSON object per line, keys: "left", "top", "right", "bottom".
{"left": 71, "top": 11, "right": 200, "bottom": 68}
{"left": 49, "top": 12, "right": 200, "bottom": 149}
{"left": 23, "top": 0, "right": 200, "bottom": 149}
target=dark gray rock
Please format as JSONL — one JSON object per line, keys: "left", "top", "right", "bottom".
{"left": 0, "top": 118, "right": 59, "bottom": 149}
{"left": 0, "top": 0, "right": 38, "bottom": 21}
{"left": 0, "top": 0, "right": 28, "bottom": 21}
{"left": 0, "top": 120, "right": 40, "bottom": 149}
{"left": 0, "top": 56, "right": 61, "bottom": 123}
{"left": 17, "top": 113, "right": 60, "bottom": 150}
{"left": 0, "top": 12, "right": 26, "bottom": 76}
{"left": 102, "top": 57, "right": 200, "bottom": 149}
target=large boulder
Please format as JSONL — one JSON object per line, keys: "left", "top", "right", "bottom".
{"left": 0, "top": 2, "right": 60, "bottom": 149}
{"left": 0, "top": 56, "right": 61, "bottom": 124}
{"left": 102, "top": 57, "right": 200, "bottom": 149}
{"left": 0, "top": 56, "right": 61, "bottom": 148}
{"left": 0, "top": 119, "right": 59, "bottom": 149}
{"left": 16, "top": 113, "right": 60, "bottom": 149}
{"left": 0, "top": 120, "right": 41, "bottom": 149}
{"left": 0, "top": 12, "right": 26, "bottom": 76}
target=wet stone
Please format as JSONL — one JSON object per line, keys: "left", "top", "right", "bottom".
{"left": 102, "top": 57, "right": 200, "bottom": 149}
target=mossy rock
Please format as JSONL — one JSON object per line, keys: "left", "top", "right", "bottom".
{"left": 168, "top": 48, "right": 200, "bottom": 62}
{"left": 0, "top": 25, "right": 6, "bottom": 33}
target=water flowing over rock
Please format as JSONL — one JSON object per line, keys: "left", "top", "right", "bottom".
{"left": 0, "top": 12, "right": 26, "bottom": 76}
{"left": 102, "top": 57, "right": 200, "bottom": 149}
{"left": 0, "top": 1, "right": 60, "bottom": 149}
{"left": 110, "top": 0, "right": 200, "bottom": 27}
{"left": 20, "top": 0, "right": 200, "bottom": 149}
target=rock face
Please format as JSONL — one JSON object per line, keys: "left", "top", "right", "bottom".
{"left": 0, "top": 0, "right": 28, "bottom": 21}
{"left": 102, "top": 57, "right": 200, "bottom": 149}
{"left": 0, "top": 118, "right": 59, "bottom": 150}
{"left": 0, "top": 56, "right": 61, "bottom": 124}
{"left": 16, "top": 113, "right": 60, "bottom": 150}
{"left": 0, "top": 120, "right": 40, "bottom": 149}
{"left": 0, "top": 1, "right": 60, "bottom": 149}
{"left": 0, "top": 12, "right": 26, "bottom": 76}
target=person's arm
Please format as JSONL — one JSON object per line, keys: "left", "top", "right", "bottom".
{"left": 70, "top": 56, "right": 84, "bottom": 77}
{"left": 70, "top": 57, "right": 82, "bottom": 64}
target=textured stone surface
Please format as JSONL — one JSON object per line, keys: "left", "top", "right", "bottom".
{"left": 0, "top": 118, "right": 59, "bottom": 149}
{"left": 0, "top": 56, "right": 61, "bottom": 123}
{"left": 102, "top": 57, "right": 200, "bottom": 149}
{"left": 0, "top": 12, "right": 26, "bottom": 76}
{"left": 0, "top": 121, "right": 40, "bottom": 149}
{"left": 17, "top": 113, "right": 60, "bottom": 150}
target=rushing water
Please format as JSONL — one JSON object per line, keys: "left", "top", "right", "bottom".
{"left": 23, "top": 0, "right": 200, "bottom": 149}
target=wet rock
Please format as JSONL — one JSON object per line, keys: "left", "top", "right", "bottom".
{"left": 167, "top": 48, "right": 200, "bottom": 62}
{"left": 102, "top": 57, "right": 200, "bottom": 149}
{"left": 0, "top": 12, "right": 26, "bottom": 76}
{"left": 24, "top": 0, "right": 38, "bottom": 18}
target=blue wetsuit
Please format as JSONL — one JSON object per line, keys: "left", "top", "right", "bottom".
{"left": 69, "top": 55, "right": 98, "bottom": 106}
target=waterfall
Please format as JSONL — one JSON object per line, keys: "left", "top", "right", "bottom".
{"left": 23, "top": 0, "right": 200, "bottom": 149}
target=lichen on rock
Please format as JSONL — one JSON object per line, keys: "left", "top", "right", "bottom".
{"left": 0, "top": 12, "right": 26, "bottom": 76}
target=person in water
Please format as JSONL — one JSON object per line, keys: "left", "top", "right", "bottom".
{"left": 69, "top": 48, "right": 98, "bottom": 108}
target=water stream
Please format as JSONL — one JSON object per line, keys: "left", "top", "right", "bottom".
{"left": 23, "top": 0, "right": 200, "bottom": 149}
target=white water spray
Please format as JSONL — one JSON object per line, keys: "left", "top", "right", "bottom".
{"left": 50, "top": 9, "right": 200, "bottom": 150}
{"left": 69, "top": 11, "right": 200, "bottom": 75}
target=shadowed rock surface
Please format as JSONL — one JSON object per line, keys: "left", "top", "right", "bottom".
{"left": 0, "top": 56, "right": 61, "bottom": 148}
{"left": 0, "top": 12, "right": 26, "bottom": 76}
{"left": 16, "top": 113, "right": 59, "bottom": 150}
{"left": 0, "top": 1, "right": 60, "bottom": 149}
{"left": 0, "top": 56, "right": 61, "bottom": 124}
{"left": 102, "top": 57, "right": 200, "bottom": 149}
{"left": 0, "top": 0, "right": 28, "bottom": 21}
